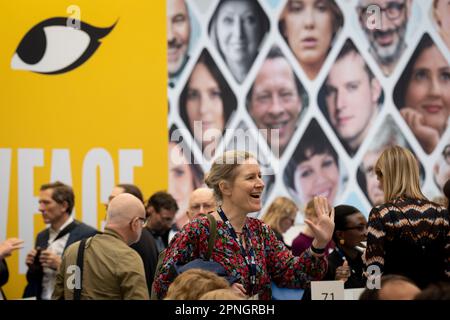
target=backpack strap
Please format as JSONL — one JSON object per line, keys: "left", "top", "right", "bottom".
{"left": 205, "top": 214, "right": 217, "bottom": 261}
{"left": 150, "top": 249, "right": 166, "bottom": 300}
{"left": 150, "top": 214, "right": 218, "bottom": 300}
{"left": 53, "top": 220, "right": 78, "bottom": 243}
{"left": 73, "top": 238, "right": 87, "bottom": 300}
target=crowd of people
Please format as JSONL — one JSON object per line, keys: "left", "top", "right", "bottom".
{"left": 0, "top": 146, "right": 449, "bottom": 300}
{"left": 167, "top": 0, "right": 450, "bottom": 221}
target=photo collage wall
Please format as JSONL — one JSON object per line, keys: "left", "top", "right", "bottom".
{"left": 167, "top": 0, "right": 450, "bottom": 227}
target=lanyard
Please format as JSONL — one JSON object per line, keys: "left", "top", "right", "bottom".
{"left": 335, "top": 247, "right": 357, "bottom": 275}
{"left": 335, "top": 246, "right": 346, "bottom": 261}
{"left": 217, "top": 207, "right": 257, "bottom": 290}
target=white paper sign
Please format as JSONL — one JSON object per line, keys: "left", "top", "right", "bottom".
{"left": 311, "top": 281, "right": 345, "bottom": 300}
{"left": 344, "top": 288, "right": 365, "bottom": 300}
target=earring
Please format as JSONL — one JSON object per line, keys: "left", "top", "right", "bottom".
{"left": 339, "top": 239, "right": 345, "bottom": 245}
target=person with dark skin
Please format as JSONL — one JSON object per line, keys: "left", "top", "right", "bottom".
{"left": 325, "top": 205, "right": 368, "bottom": 288}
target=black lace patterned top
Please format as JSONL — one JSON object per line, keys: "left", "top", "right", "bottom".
{"left": 365, "top": 197, "right": 450, "bottom": 288}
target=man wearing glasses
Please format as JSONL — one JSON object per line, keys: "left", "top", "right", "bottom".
{"left": 145, "top": 191, "right": 178, "bottom": 253}
{"left": 186, "top": 188, "right": 216, "bottom": 221}
{"left": 108, "top": 187, "right": 178, "bottom": 295}
{"left": 358, "top": 0, "right": 412, "bottom": 75}
{"left": 106, "top": 184, "right": 159, "bottom": 298}
{"left": 53, "top": 193, "right": 149, "bottom": 299}
{"left": 358, "top": 117, "right": 407, "bottom": 206}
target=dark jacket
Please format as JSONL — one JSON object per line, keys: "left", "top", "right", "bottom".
{"left": 130, "top": 228, "right": 159, "bottom": 297}
{"left": 23, "top": 219, "right": 98, "bottom": 299}
{"left": 0, "top": 259, "right": 8, "bottom": 299}
{"left": 325, "top": 247, "right": 366, "bottom": 289}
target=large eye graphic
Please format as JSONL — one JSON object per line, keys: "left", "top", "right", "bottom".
{"left": 11, "top": 17, "right": 116, "bottom": 74}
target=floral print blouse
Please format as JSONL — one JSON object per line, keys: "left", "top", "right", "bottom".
{"left": 153, "top": 215, "right": 327, "bottom": 300}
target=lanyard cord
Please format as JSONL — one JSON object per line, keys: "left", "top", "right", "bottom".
{"left": 217, "top": 207, "right": 257, "bottom": 292}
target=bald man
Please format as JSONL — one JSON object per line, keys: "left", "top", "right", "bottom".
{"left": 106, "top": 184, "right": 159, "bottom": 297}
{"left": 186, "top": 188, "right": 216, "bottom": 221}
{"left": 53, "top": 194, "right": 149, "bottom": 300}
{"left": 378, "top": 278, "right": 421, "bottom": 300}
{"left": 360, "top": 274, "right": 421, "bottom": 300}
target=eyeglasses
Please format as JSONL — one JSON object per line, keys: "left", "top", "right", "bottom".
{"left": 359, "top": 1, "right": 406, "bottom": 21}
{"left": 189, "top": 203, "right": 215, "bottom": 212}
{"left": 131, "top": 216, "right": 148, "bottom": 227}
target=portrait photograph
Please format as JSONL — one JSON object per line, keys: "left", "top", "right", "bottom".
{"left": 283, "top": 119, "right": 347, "bottom": 206}
{"left": 209, "top": 0, "right": 270, "bottom": 83}
{"left": 356, "top": 0, "right": 415, "bottom": 76}
{"left": 432, "top": 0, "right": 450, "bottom": 50}
{"left": 279, "top": 0, "right": 344, "bottom": 80}
{"left": 356, "top": 116, "right": 408, "bottom": 206}
{"left": 168, "top": 126, "right": 205, "bottom": 230}
{"left": 246, "top": 46, "right": 308, "bottom": 157}
{"left": 434, "top": 142, "right": 450, "bottom": 194}
{"left": 318, "top": 40, "right": 383, "bottom": 157}
{"left": 393, "top": 34, "right": 450, "bottom": 154}
{"left": 179, "top": 50, "right": 237, "bottom": 160}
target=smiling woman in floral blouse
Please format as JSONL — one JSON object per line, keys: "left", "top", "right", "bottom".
{"left": 153, "top": 150, "right": 334, "bottom": 300}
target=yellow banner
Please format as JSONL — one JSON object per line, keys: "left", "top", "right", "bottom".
{"left": 0, "top": 0, "right": 167, "bottom": 299}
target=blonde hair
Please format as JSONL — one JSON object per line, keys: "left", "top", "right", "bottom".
{"left": 199, "top": 288, "right": 246, "bottom": 300}
{"left": 165, "top": 269, "right": 230, "bottom": 300}
{"left": 205, "top": 150, "right": 255, "bottom": 202}
{"left": 375, "top": 146, "right": 426, "bottom": 203}
{"left": 261, "top": 197, "right": 298, "bottom": 234}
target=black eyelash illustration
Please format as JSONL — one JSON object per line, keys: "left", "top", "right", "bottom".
{"left": 14, "top": 17, "right": 116, "bottom": 74}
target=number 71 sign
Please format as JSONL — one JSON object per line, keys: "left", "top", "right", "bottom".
{"left": 311, "top": 281, "right": 345, "bottom": 300}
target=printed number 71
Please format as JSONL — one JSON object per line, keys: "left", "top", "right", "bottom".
{"left": 322, "top": 292, "right": 335, "bottom": 300}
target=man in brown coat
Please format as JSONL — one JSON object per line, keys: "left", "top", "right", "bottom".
{"left": 52, "top": 193, "right": 149, "bottom": 299}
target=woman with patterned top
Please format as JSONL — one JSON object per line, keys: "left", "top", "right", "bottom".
{"left": 365, "top": 146, "right": 450, "bottom": 289}
{"left": 153, "top": 150, "right": 335, "bottom": 300}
